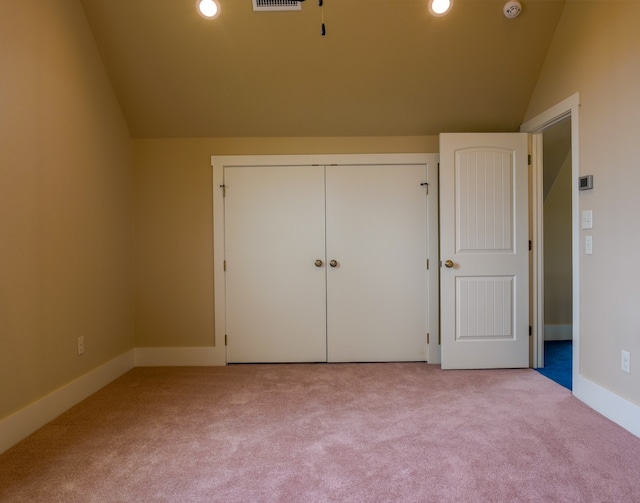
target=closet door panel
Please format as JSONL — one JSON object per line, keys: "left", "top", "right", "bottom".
{"left": 224, "top": 165, "right": 327, "bottom": 363}
{"left": 325, "top": 164, "right": 428, "bottom": 362}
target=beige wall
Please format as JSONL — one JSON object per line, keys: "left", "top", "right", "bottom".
{"left": 132, "top": 137, "right": 437, "bottom": 347}
{"left": 525, "top": 1, "right": 640, "bottom": 404}
{"left": 544, "top": 153, "right": 572, "bottom": 336}
{"left": 0, "top": 1, "right": 133, "bottom": 419}
{"left": 7, "top": 0, "right": 638, "bottom": 433}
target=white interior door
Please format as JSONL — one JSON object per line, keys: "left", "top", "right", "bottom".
{"left": 325, "top": 164, "right": 428, "bottom": 362}
{"left": 224, "top": 165, "right": 327, "bottom": 363}
{"left": 440, "top": 133, "right": 529, "bottom": 369}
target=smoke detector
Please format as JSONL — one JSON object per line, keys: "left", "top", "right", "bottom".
{"left": 503, "top": 0, "right": 522, "bottom": 19}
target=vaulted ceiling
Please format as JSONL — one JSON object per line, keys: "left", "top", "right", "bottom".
{"left": 80, "top": 0, "right": 566, "bottom": 138}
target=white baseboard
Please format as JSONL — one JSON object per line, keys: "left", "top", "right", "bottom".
{"left": 0, "top": 347, "right": 225, "bottom": 455}
{"left": 544, "top": 324, "right": 573, "bottom": 341}
{"left": 573, "top": 373, "right": 640, "bottom": 438}
{"left": 134, "top": 346, "right": 226, "bottom": 366}
{"left": 0, "top": 350, "right": 135, "bottom": 455}
{"left": 4, "top": 346, "right": 636, "bottom": 456}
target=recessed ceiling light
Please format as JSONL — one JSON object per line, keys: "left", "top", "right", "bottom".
{"left": 429, "top": 0, "right": 453, "bottom": 17}
{"left": 197, "top": 0, "right": 221, "bottom": 19}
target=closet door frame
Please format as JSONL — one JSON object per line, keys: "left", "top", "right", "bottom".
{"left": 212, "top": 154, "right": 440, "bottom": 365}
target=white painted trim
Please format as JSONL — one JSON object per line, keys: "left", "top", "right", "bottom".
{"left": 521, "top": 94, "right": 580, "bottom": 368}
{"left": 0, "top": 350, "right": 135, "bottom": 455}
{"left": 520, "top": 94, "right": 579, "bottom": 134}
{"left": 426, "top": 159, "right": 441, "bottom": 364}
{"left": 521, "top": 95, "right": 640, "bottom": 439}
{"left": 213, "top": 156, "right": 227, "bottom": 364}
{"left": 573, "top": 374, "right": 640, "bottom": 438}
{"left": 530, "top": 133, "right": 545, "bottom": 368}
{"left": 212, "top": 154, "right": 440, "bottom": 364}
{"left": 134, "top": 347, "right": 225, "bottom": 366}
{"left": 544, "top": 324, "right": 573, "bottom": 341}
{"left": 0, "top": 346, "right": 225, "bottom": 455}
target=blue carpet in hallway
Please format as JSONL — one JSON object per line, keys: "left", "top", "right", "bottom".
{"left": 536, "top": 340, "right": 572, "bottom": 390}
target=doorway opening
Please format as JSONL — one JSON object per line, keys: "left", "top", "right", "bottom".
{"left": 521, "top": 93, "right": 580, "bottom": 392}
{"left": 538, "top": 117, "right": 573, "bottom": 389}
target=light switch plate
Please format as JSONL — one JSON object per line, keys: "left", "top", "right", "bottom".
{"left": 582, "top": 210, "right": 593, "bottom": 229}
{"left": 585, "top": 235, "right": 593, "bottom": 255}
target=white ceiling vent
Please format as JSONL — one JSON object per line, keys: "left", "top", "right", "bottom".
{"left": 252, "top": 0, "right": 301, "bottom": 11}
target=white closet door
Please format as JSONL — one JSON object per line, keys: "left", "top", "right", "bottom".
{"left": 325, "top": 164, "right": 428, "bottom": 362}
{"left": 224, "top": 165, "right": 327, "bottom": 363}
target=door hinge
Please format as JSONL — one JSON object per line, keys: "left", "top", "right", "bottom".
{"left": 426, "top": 259, "right": 429, "bottom": 270}
{"left": 528, "top": 154, "right": 532, "bottom": 165}
{"left": 529, "top": 326, "right": 532, "bottom": 337}
{"left": 438, "top": 332, "right": 441, "bottom": 345}
{"left": 225, "top": 334, "right": 228, "bottom": 346}
{"left": 529, "top": 240, "right": 532, "bottom": 251}
{"left": 223, "top": 260, "right": 227, "bottom": 271}
{"left": 220, "top": 184, "right": 226, "bottom": 197}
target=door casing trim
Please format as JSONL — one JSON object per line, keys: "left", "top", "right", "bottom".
{"left": 521, "top": 93, "right": 579, "bottom": 372}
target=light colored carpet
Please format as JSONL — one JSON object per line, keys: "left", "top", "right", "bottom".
{"left": 1, "top": 363, "right": 639, "bottom": 502}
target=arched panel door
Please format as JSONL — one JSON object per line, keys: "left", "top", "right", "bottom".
{"left": 440, "top": 133, "right": 529, "bottom": 369}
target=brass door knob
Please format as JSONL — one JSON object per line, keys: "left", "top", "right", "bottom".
{"left": 315, "top": 259, "right": 324, "bottom": 267}
{"left": 444, "top": 260, "right": 454, "bottom": 268}
{"left": 329, "top": 260, "right": 338, "bottom": 268}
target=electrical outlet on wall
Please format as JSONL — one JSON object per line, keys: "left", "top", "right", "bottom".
{"left": 77, "top": 336, "right": 85, "bottom": 356}
{"left": 621, "top": 350, "right": 630, "bottom": 373}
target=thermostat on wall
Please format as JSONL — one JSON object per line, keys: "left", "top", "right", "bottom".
{"left": 579, "top": 175, "right": 593, "bottom": 191}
